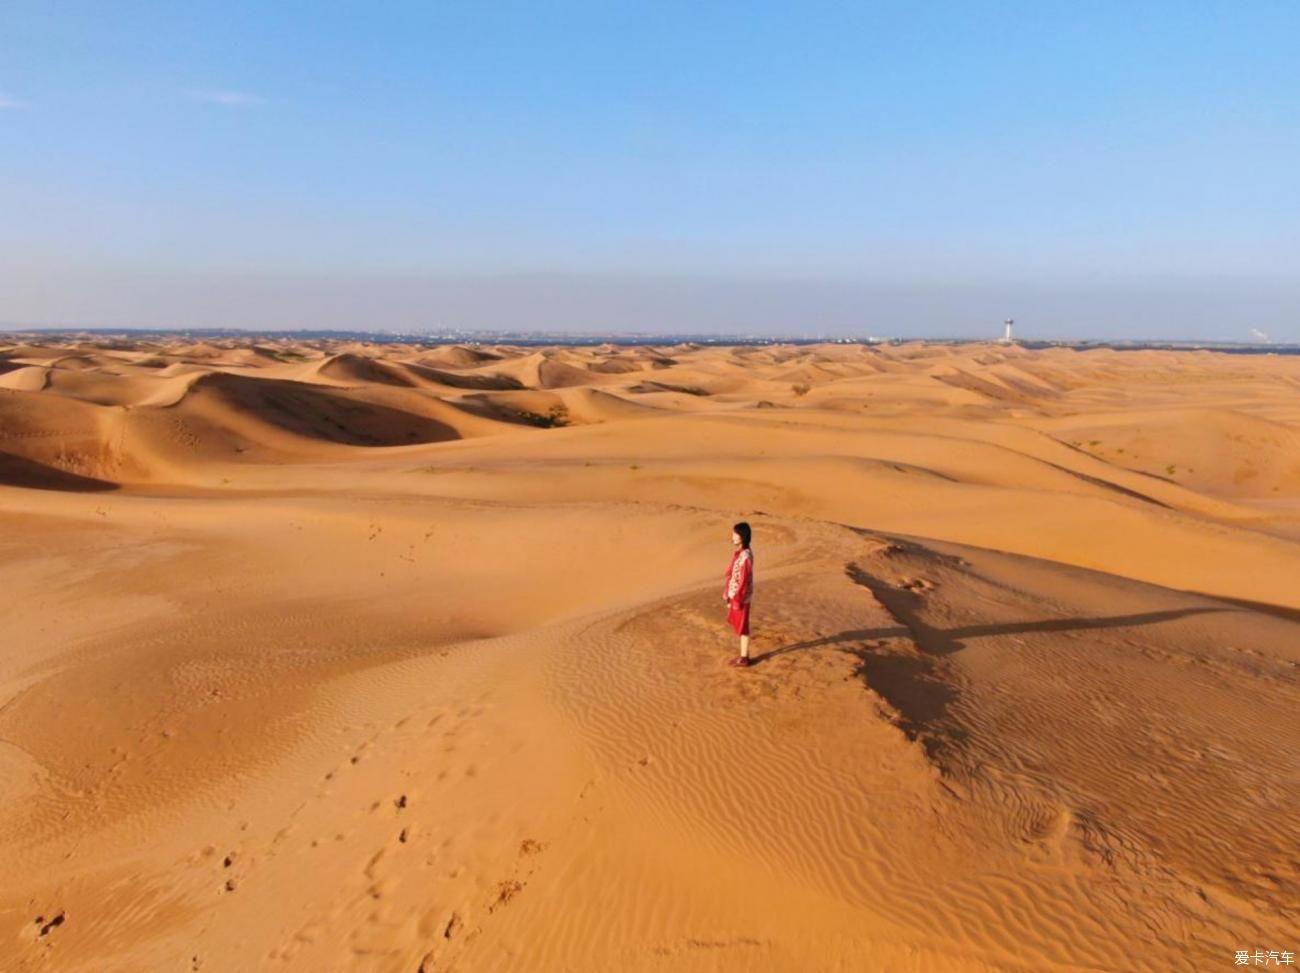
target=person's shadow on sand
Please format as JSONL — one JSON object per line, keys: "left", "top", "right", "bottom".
{"left": 753, "top": 605, "right": 1228, "bottom": 665}
{"left": 752, "top": 599, "right": 1229, "bottom": 756}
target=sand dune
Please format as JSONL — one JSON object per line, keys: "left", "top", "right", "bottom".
{"left": 1, "top": 337, "right": 1297, "bottom": 972}
{"left": 417, "top": 344, "right": 506, "bottom": 369}
{"left": 1040, "top": 407, "right": 1300, "bottom": 499}
{"left": 310, "top": 353, "right": 425, "bottom": 389}
{"left": 0, "top": 366, "right": 51, "bottom": 393}
{"left": 483, "top": 350, "right": 605, "bottom": 390}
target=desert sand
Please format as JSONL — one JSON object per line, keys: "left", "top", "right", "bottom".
{"left": 0, "top": 337, "right": 1296, "bottom": 972}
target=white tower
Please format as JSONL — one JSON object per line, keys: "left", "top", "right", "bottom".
{"left": 1002, "top": 319, "right": 1014, "bottom": 343}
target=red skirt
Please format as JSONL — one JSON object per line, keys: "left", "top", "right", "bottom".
{"left": 727, "top": 602, "right": 750, "bottom": 636}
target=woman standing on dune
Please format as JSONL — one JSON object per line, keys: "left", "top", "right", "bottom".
{"left": 724, "top": 522, "right": 754, "bottom": 668}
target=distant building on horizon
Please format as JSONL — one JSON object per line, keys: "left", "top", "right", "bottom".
{"left": 1001, "top": 319, "right": 1015, "bottom": 343}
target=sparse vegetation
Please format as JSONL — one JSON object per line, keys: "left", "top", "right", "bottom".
{"left": 792, "top": 383, "right": 812, "bottom": 397}
{"left": 511, "top": 404, "right": 570, "bottom": 428}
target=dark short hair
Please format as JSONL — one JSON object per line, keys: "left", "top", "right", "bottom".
{"left": 732, "top": 521, "right": 752, "bottom": 547}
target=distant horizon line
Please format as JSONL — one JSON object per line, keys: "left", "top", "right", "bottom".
{"left": 1, "top": 324, "right": 1294, "bottom": 352}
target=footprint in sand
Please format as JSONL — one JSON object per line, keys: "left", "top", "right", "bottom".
{"left": 488, "top": 879, "right": 524, "bottom": 913}
{"left": 33, "top": 911, "right": 66, "bottom": 938}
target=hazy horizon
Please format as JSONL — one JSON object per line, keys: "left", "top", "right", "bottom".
{"left": 4, "top": 2, "right": 1298, "bottom": 341}
{"left": 4, "top": 268, "right": 1299, "bottom": 343}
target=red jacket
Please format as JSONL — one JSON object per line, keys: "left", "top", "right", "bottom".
{"left": 724, "top": 546, "right": 753, "bottom": 608}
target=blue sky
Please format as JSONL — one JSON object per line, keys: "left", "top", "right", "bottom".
{"left": 2, "top": 1, "right": 1297, "bottom": 338}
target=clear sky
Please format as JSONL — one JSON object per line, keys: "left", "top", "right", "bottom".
{"left": 2, "top": 1, "right": 1297, "bottom": 339}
